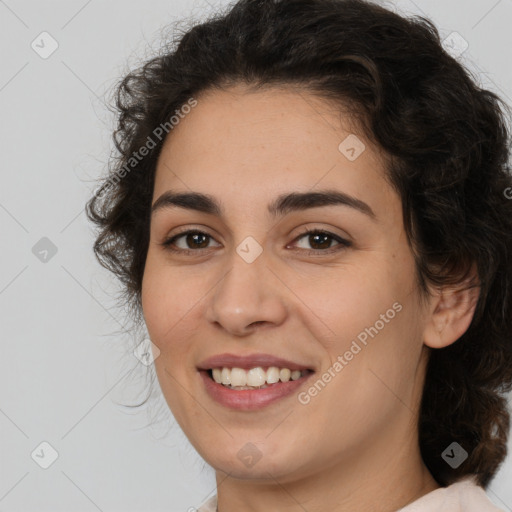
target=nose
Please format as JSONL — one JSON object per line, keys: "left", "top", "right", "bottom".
{"left": 205, "top": 250, "right": 288, "bottom": 336}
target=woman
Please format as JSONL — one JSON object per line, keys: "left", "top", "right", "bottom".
{"left": 86, "top": 0, "right": 512, "bottom": 510}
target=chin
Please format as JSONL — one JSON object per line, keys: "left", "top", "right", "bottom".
{"left": 200, "top": 443, "right": 307, "bottom": 481}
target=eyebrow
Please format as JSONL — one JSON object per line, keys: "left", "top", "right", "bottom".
{"left": 151, "top": 189, "right": 376, "bottom": 220}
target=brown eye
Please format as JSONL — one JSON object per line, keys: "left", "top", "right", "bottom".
{"left": 183, "top": 232, "right": 210, "bottom": 249}
{"left": 306, "top": 232, "right": 333, "bottom": 250}
{"left": 161, "top": 230, "right": 220, "bottom": 253}
{"left": 292, "top": 229, "right": 351, "bottom": 254}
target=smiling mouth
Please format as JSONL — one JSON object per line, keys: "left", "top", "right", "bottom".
{"left": 206, "top": 366, "right": 314, "bottom": 390}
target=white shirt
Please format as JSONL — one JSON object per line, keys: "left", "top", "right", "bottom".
{"left": 197, "top": 477, "right": 505, "bottom": 511}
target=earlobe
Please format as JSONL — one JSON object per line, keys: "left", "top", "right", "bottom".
{"left": 423, "top": 267, "right": 480, "bottom": 349}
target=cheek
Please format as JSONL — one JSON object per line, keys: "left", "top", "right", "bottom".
{"left": 141, "top": 251, "right": 210, "bottom": 363}
{"left": 308, "top": 265, "right": 405, "bottom": 345}
{"left": 141, "top": 254, "right": 183, "bottom": 346}
{"left": 318, "top": 250, "right": 421, "bottom": 364}
{"left": 141, "top": 257, "right": 165, "bottom": 338}
{"left": 141, "top": 257, "right": 197, "bottom": 415}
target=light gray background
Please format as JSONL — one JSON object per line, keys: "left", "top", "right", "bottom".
{"left": 0, "top": 0, "right": 511, "bottom": 511}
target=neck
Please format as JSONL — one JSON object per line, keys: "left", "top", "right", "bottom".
{"left": 215, "top": 455, "right": 439, "bottom": 512}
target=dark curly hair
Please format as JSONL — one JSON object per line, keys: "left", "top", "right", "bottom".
{"left": 86, "top": 0, "right": 512, "bottom": 489}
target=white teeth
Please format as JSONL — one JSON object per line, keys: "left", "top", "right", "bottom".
{"left": 247, "top": 367, "right": 266, "bottom": 387}
{"left": 279, "top": 368, "right": 291, "bottom": 382}
{"left": 230, "top": 367, "right": 247, "bottom": 387}
{"left": 212, "top": 368, "right": 222, "bottom": 384}
{"left": 266, "top": 366, "right": 280, "bottom": 384}
{"left": 210, "top": 366, "right": 307, "bottom": 388}
{"left": 221, "top": 367, "right": 231, "bottom": 385}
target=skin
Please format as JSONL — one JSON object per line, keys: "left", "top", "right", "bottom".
{"left": 141, "top": 84, "right": 479, "bottom": 512}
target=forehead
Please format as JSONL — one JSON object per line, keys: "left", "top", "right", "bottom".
{"left": 159, "top": 84, "right": 367, "bottom": 163}
{"left": 153, "top": 85, "right": 397, "bottom": 219}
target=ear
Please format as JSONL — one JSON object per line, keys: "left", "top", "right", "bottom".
{"left": 422, "top": 264, "right": 480, "bottom": 349}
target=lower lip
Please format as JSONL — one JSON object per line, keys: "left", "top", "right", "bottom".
{"left": 199, "top": 371, "right": 312, "bottom": 410}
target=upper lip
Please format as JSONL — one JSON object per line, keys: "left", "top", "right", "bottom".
{"left": 197, "top": 353, "right": 313, "bottom": 371}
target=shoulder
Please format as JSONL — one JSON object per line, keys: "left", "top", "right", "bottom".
{"left": 397, "top": 476, "right": 505, "bottom": 512}
{"left": 197, "top": 494, "right": 217, "bottom": 512}
{"left": 195, "top": 479, "right": 505, "bottom": 512}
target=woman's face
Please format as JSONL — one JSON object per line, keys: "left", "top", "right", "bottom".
{"left": 141, "top": 85, "right": 432, "bottom": 482}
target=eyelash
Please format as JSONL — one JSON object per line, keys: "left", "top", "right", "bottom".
{"left": 160, "top": 228, "right": 352, "bottom": 256}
